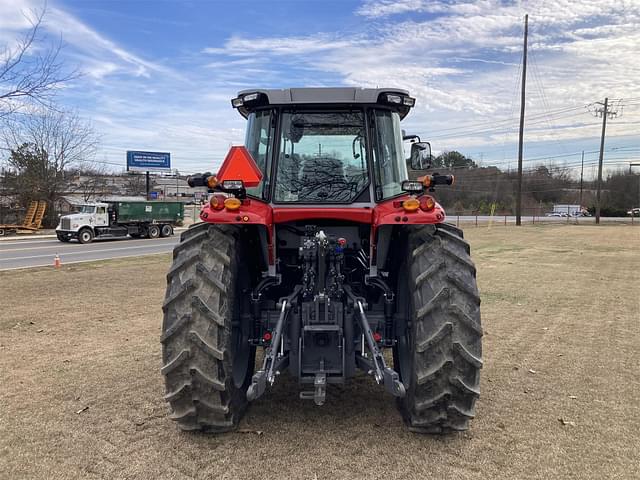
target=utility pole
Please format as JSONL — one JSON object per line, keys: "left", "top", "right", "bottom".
{"left": 579, "top": 150, "right": 584, "bottom": 207}
{"left": 516, "top": 14, "right": 528, "bottom": 226}
{"left": 630, "top": 163, "right": 640, "bottom": 212}
{"left": 593, "top": 98, "right": 618, "bottom": 224}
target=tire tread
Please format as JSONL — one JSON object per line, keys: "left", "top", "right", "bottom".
{"left": 399, "top": 224, "right": 482, "bottom": 434}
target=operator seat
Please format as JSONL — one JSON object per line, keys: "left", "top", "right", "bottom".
{"left": 299, "top": 156, "right": 348, "bottom": 201}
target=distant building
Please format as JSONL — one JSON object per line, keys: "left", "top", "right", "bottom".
{"left": 553, "top": 204, "right": 586, "bottom": 215}
{"left": 152, "top": 177, "right": 204, "bottom": 199}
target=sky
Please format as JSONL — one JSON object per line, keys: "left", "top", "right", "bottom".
{"left": 1, "top": 0, "right": 639, "bottom": 179}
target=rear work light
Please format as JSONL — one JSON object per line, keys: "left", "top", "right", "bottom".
{"left": 243, "top": 92, "right": 260, "bottom": 102}
{"left": 231, "top": 92, "right": 263, "bottom": 109}
{"left": 222, "top": 179, "right": 244, "bottom": 190}
{"left": 383, "top": 93, "right": 416, "bottom": 107}
{"left": 386, "top": 94, "right": 402, "bottom": 104}
{"left": 401, "top": 180, "right": 424, "bottom": 193}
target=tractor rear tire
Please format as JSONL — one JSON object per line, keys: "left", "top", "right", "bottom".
{"left": 161, "top": 223, "right": 255, "bottom": 432}
{"left": 395, "top": 223, "right": 482, "bottom": 433}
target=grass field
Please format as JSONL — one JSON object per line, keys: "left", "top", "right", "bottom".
{"left": 0, "top": 225, "right": 638, "bottom": 479}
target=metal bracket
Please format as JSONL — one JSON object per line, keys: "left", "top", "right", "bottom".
{"left": 300, "top": 371, "right": 327, "bottom": 406}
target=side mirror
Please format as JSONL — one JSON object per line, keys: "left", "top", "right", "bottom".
{"left": 409, "top": 142, "right": 432, "bottom": 170}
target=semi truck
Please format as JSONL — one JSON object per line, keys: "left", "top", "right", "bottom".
{"left": 56, "top": 200, "right": 184, "bottom": 243}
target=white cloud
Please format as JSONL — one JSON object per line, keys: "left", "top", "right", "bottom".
{"left": 2, "top": 0, "right": 639, "bottom": 174}
{"left": 0, "top": 0, "right": 177, "bottom": 80}
{"left": 203, "top": 0, "right": 640, "bottom": 159}
{"left": 203, "top": 34, "right": 356, "bottom": 57}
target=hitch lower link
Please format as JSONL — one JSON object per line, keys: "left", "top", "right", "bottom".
{"left": 344, "top": 286, "right": 406, "bottom": 399}
{"left": 355, "top": 300, "right": 406, "bottom": 398}
{"left": 247, "top": 286, "right": 301, "bottom": 402}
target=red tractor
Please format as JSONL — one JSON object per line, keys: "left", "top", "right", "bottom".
{"left": 161, "top": 88, "right": 482, "bottom": 434}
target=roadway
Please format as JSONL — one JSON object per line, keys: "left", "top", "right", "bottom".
{"left": 0, "top": 235, "right": 180, "bottom": 271}
{"left": 0, "top": 216, "right": 634, "bottom": 271}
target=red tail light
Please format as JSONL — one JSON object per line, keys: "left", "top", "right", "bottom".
{"left": 419, "top": 195, "right": 436, "bottom": 212}
{"left": 209, "top": 194, "right": 226, "bottom": 210}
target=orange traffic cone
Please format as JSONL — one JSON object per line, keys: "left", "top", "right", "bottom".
{"left": 54, "top": 254, "right": 61, "bottom": 268}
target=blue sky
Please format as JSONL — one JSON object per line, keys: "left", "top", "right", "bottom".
{"left": 1, "top": 0, "right": 639, "bottom": 178}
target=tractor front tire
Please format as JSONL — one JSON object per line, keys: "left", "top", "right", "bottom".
{"left": 161, "top": 223, "right": 255, "bottom": 432}
{"left": 395, "top": 223, "right": 483, "bottom": 433}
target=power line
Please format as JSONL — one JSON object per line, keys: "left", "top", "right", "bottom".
{"left": 424, "top": 104, "right": 590, "bottom": 137}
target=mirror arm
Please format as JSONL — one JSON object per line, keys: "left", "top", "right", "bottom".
{"left": 403, "top": 134, "right": 421, "bottom": 142}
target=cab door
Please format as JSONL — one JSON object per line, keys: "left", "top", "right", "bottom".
{"left": 95, "top": 206, "right": 108, "bottom": 226}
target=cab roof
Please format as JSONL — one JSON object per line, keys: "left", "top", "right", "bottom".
{"left": 233, "top": 87, "right": 415, "bottom": 119}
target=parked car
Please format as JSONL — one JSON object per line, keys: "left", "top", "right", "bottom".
{"left": 627, "top": 208, "right": 640, "bottom": 216}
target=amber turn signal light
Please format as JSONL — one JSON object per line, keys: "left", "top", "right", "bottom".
{"left": 418, "top": 175, "right": 432, "bottom": 188}
{"left": 402, "top": 198, "right": 420, "bottom": 212}
{"left": 206, "top": 175, "right": 219, "bottom": 189}
{"left": 224, "top": 197, "right": 242, "bottom": 211}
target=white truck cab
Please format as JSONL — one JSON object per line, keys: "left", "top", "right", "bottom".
{"left": 56, "top": 203, "right": 111, "bottom": 243}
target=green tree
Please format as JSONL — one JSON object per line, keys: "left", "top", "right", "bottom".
{"left": 432, "top": 151, "right": 477, "bottom": 169}
{"left": 5, "top": 143, "right": 57, "bottom": 207}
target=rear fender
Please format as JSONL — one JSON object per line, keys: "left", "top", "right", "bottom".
{"left": 200, "top": 198, "right": 274, "bottom": 268}
{"left": 371, "top": 195, "right": 446, "bottom": 269}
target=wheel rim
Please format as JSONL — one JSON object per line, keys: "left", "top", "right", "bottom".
{"left": 231, "top": 268, "right": 252, "bottom": 388}
{"left": 395, "top": 266, "right": 413, "bottom": 389}
{"left": 81, "top": 232, "right": 90, "bottom": 242}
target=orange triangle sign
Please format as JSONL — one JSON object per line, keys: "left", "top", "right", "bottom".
{"left": 216, "top": 146, "right": 263, "bottom": 188}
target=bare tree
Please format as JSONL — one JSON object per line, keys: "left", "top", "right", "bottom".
{"left": 67, "top": 164, "right": 110, "bottom": 201}
{"left": 3, "top": 109, "right": 98, "bottom": 224}
{"left": 0, "top": 5, "right": 77, "bottom": 117}
{"left": 123, "top": 173, "right": 146, "bottom": 196}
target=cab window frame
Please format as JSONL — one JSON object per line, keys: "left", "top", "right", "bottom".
{"left": 270, "top": 107, "right": 372, "bottom": 205}
{"left": 244, "top": 108, "right": 276, "bottom": 201}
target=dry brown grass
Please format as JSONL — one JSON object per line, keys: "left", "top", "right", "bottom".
{"left": 0, "top": 225, "right": 638, "bottom": 480}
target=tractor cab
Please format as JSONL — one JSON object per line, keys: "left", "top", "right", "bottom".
{"left": 232, "top": 87, "right": 432, "bottom": 204}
